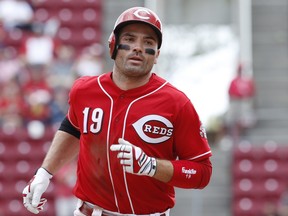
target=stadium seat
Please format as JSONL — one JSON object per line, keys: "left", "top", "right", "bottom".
{"left": 34, "top": 0, "right": 72, "bottom": 9}
{"left": 232, "top": 158, "right": 260, "bottom": 179}
{"left": 2, "top": 29, "right": 24, "bottom": 49}
{"left": 31, "top": 0, "right": 103, "bottom": 52}
{"left": 34, "top": 8, "right": 50, "bottom": 22}
{"left": 0, "top": 160, "right": 39, "bottom": 181}
{"left": 56, "top": 26, "right": 101, "bottom": 51}
{"left": 0, "top": 162, "right": 17, "bottom": 180}
{"left": 61, "top": 0, "right": 103, "bottom": 9}
{"left": 56, "top": 8, "right": 101, "bottom": 27}
{"left": 233, "top": 197, "right": 261, "bottom": 216}
{"left": 232, "top": 143, "right": 288, "bottom": 216}
{"left": 255, "top": 159, "right": 286, "bottom": 180}
{"left": 0, "top": 141, "right": 18, "bottom": 162}
{"left": 35, "top": 0, "right": 101, "bottom": 10}
{"left": 273, "top": 145, "right": 288, "bottom": 161}
{"left": 0, "top": 181, "right": 15, "bottom": 199}
{"left": 0, "top": 198, "right": 55, "bottom": 216}
{"left": 257, "top": 178, "right": 285, "bottom": 200}
{"left": 233, "top": 178, "right": 258, "bottom": 199}
{"left": 253, "top": 145, "right": 279, "bottom": 161}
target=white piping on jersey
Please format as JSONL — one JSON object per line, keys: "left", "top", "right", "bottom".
{"left": 67, "top": 112, "right": 80, "bottom": 130}
{"left": 188, "top": 150, "right": 212, "bottom": 161}
{"left": 99, "top": 74, "right": 169, "bottom": 214}
{"left": 97, "top": 74, "right": 120, "bottom": 212}
{"left": 121, "top": 81, "right": 169, "bottom": 139}
{"left": 121, "top": 80, "right": 169, "bottom": 213}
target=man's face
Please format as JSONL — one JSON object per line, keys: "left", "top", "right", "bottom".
{"left": 114, "top": 23, "right": 160, "bottom": 78}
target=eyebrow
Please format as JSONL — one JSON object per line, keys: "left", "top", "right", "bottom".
{"left": 120, "top": 32, "right": 157, "bottom": 41}
{"left": 120, "top": 32, "right": 134, "bottom": 37}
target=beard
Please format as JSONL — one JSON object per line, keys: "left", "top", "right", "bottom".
{"left": 116, "top": 57, "right": 154, "bottom": 78}
{"left": 123, "top": 64, "right": 150, "bottom": 77}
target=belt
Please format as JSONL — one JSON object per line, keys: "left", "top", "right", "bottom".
{"left": 79, "top": 203, "right": 93, "bottom": 215}
{"left": 79, "top": 202, "right": 167, "bottom": 216}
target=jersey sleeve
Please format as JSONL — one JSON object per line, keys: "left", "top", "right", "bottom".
{"left": 66, "top": 77, "right": 87, "bottom": 129}
{"left": 173, "top": 100, "right": 212, "bottom": 161}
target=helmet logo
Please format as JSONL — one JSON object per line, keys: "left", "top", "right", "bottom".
{"left": 133, "top": 8, "right": 151, "bottom": 20}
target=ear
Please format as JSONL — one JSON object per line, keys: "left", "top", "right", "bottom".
{"left": 154, "top": 50, "right": 160, "bottom": 64}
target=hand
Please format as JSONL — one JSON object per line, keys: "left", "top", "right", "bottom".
{"left": 22, "top": 167, "right": 52, "bottom": 214}
{"left": 110, "top": 138, "right": 157, "bottom": 177}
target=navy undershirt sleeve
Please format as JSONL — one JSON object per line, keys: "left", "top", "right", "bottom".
{"left": 59, "top": 116, "right": 81, "bottom": 139}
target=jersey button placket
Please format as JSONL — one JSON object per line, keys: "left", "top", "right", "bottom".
{"left": 115, "top": 94, "right": 125, "bottom": 124}
{"left": 119, "top": 94, "right": 125, "bottom": 99}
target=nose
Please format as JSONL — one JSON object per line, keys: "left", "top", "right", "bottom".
{"left": 132, "top": 40, "right": 144, "bottom": 54}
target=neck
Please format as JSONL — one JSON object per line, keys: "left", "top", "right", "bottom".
{"left": 112, "top": 70, "right": 152, "bottom": 91}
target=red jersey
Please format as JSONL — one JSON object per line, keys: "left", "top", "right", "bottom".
{"left": 67, "top": 72, "right": 212, "bottom": 214}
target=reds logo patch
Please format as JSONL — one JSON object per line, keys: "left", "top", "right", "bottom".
{"left": 132, "top": 115, "right": 173, "bottom": 144}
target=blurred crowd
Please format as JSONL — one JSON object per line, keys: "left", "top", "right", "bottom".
{"left": 0, "top": 1, "right": 103, "bottom": 215}
{"left": 0, "top": 0, "right": 104, "bottom": 135}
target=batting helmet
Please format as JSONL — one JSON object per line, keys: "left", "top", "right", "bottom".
{"left": 108, "top": 7, "right": 163, "bottom": 59}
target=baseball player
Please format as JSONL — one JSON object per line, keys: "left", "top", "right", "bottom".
{"left": 22, "top": 7, "right": 212, "bottom": 216}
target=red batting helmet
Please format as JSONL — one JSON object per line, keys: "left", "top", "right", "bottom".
{"left": 108, "top": 7, "right": 163, "bottom": 59}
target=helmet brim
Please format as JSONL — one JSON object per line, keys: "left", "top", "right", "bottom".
{"left": 114, "top": 20, "right": 162, "bottom": 49}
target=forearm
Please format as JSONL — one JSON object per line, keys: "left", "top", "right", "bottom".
{"left": 41, "top": 130, "right": 80, "bottom": 175}
{"left": 153, "top": 159, "right": 173, "bottom": 182}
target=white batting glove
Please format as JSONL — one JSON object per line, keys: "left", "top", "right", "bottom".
{"left": 110, "top": 138, "right": 157, "bottom": 177}
{"left": 22, "top": 167, "right": 52, "bottom": 214}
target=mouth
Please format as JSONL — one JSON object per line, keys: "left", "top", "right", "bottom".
{"left": 127, "top": 57, "right": 144, "bottom": 66}
{"left": 128, "top": 56, "right": 143, "bottom": 62}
